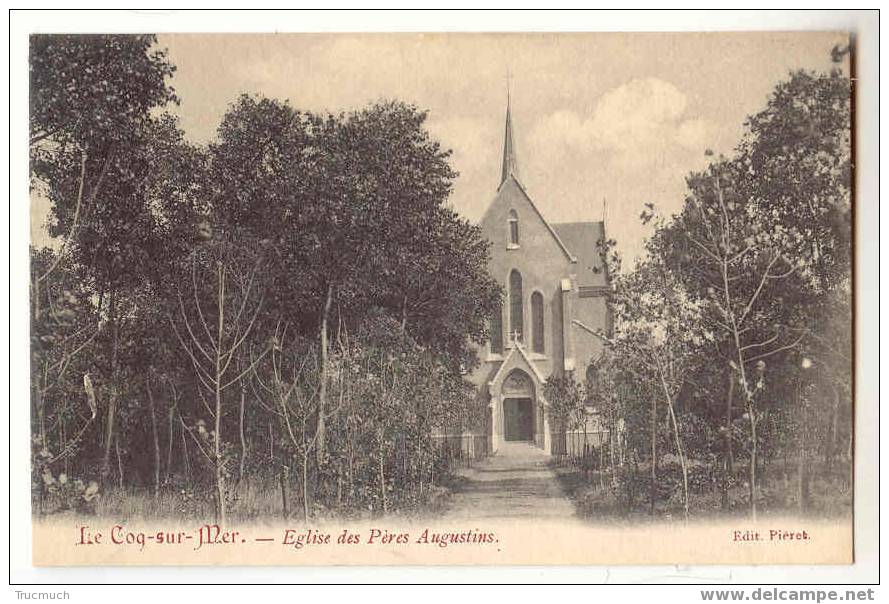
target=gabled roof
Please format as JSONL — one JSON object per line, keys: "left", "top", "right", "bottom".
{"left": 487, "top": 341, "right": 548, "bottom": 390}
{"left": 552, "top": 221, "right": 609, "bottom": 287}
{"left": 483, "top": 95, "right": 612, "bottom": 271}
{"left": 489, "top": 175, "right": 578, "bottom": 263}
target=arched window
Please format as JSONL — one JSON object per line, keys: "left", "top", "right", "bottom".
{"left": 490, "top": 301, "right": 503, "bottom": 355}
{"left": 531, "top": 291, "right": 544, "bottom": 353}
{"left": 508, "top": 209, "right": 519, "bottom": 247}
{"left": 509, "top": 269, "right": 523, "bottom": 343}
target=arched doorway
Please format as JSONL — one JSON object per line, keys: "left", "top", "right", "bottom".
{"left": 502, "top": 370, "right": 535, "bottom": 442}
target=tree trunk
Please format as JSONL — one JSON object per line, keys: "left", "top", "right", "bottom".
{"left": 797, "top": 399, "right": 811, "bottom": 512}
{"left": 214, "top": 263, "right": 227, "bottom": 526}
{"left": 826, "top": 384, "right": 840, "bottom": 475}
{"left": 665, "top": 394, "right": 689, "bottom": 522}
{"left": 630, "top": 451, "right": 639, "bottom": 508}
{"left": 36, "top": 373, "right": 47, "bottom": 452}
{"left": 722, "top": 370, "right": 735, "bottom": 510}
{"left": 147, "top": 381, "right": 161, "bottom": 498}
{"left": 379, "top": 435, "right": 388, "bottom": 514}
{"left": 748, "top": 404, "right": 758, "bottom": 521}
{"left": 101, "top": 290, "right": 119, "bottom": 483}
{"left": 115, "top": 434, "right": 124, "bottom": 490}
{"left": 166, "top": 406, "right": 174, "bottom": 484}
{"left": 401, "top": 294, "right": 408, "bottom": 333}
{"left": 60, "top": 419, "right": 68, "bottom": 476}
{"left": 239, "top": 384, "right": 248, "bottom": 482}
{"left": 598, "top": 437, "right": 605, "bottom": 490}
{"left": 280, "top": 464, "right": 290, "bottom": 520}
{"left": 316, "top": 283, "right": 333, "bottom": 464}
{"left": 650, "top": 395, "right": 657, "bottom": 515}
{"left": 301, "top": 452, "right": 310, "bottom": 523}
{"left": 349, "top": 420, "right": 356, "bottom": 503}
{"left": 214, "top": 397, "right": 226, "bottom": 525}
{"left": 180, "top": 415, "right": 191, "bottom": 480}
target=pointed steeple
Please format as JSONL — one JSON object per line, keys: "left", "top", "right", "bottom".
{"left": 500, "top": 85, "right": 520, "bottom": 186}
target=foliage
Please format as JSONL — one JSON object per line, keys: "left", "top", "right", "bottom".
{"left": 569, "top": 57, "right": 852, "bottom": 521}
{"left": 28, "top": 37, "right": 852, "bottom": 523}
{"left": 543, "top": 374, "right": 586, "bottom": 433}
{"left": 30, "top": 34, "right": 177, "bottom": 151}
{"left": 30, "top": 37, "right": 496, "bottom": 521}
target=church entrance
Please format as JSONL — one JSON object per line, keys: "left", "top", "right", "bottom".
{"left": 504, "top": 397, "right": 534, "bottom": 441}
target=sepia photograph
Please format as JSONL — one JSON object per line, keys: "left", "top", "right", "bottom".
{"left": 12, "top": 10, "right": 878, "bottom": 578}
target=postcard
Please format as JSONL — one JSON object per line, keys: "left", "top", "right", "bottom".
{"left": 23, "top": 28, "right": 858, "bottom": 567}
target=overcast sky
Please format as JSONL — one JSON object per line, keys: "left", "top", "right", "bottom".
{"left": 33, "top": 32, "right": 848, "bottom": 262}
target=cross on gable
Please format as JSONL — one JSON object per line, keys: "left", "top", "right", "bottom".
{"left": 511, "top": 329, "right": 522, "bottom": 345}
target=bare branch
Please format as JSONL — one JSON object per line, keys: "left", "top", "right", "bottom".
{"left": 684, "top": 231, "right": 722, "bottom": 264}
{"left": 191, "top": 256, "right": 217, "bottom": 351}
{"left": 177, "top": 291, "right": 214, "bottom": 363}
{"left": 220, "top": 294, "right": 265, "bottom": 377}
{"left": 744, "top": 332, "right": 806, "bottom": 364}
{"left": 221, "top": 346, "right": 271, "bottom": 391}
{"left": 740, "top": 330, "right": 781, "bottom": 353}
{"left": 738, "top": 253, "right": 780, "bottom": 326}
{"left": 168, "top": 314, "right": 216, "bottom": 392}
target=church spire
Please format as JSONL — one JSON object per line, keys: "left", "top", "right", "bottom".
{"left": 501, "top": 82, "right": 520, "bottom": 186}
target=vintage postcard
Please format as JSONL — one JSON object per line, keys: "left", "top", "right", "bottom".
{"left": 23, "top": 27, "right": 860, "bottom": 568}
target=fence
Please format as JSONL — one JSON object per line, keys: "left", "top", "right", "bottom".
{"left": 550, "top": 429, "right": 609, "bottom": 467}
{"left": 431, "top": 433, "right": 488, "bottom": 468}
{"left": 431, "top": 429, "right": 607, "bottom": 467}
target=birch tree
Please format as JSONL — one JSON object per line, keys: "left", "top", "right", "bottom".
{"left": 169, "top": 235, "right": 270, "bottom": 524}
{"left": 599, "top": 219, "right": 709, "bottom": 521}
{"left": 666, "top": 164, "right": 806, "bottom": 520}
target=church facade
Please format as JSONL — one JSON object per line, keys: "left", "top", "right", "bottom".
{"left": 466, "top": 99, "right": 612, "bottom": 456}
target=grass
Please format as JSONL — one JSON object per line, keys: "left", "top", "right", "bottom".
{"left": 551, "top": 456, "right": 853, "bottom": 523}
{"left": 36, "top": 475, "right": 455, "bottom": 523}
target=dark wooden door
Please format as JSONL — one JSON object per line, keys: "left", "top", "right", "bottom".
{"left": 504, "top": 398, "right": 533, "bottom": 441}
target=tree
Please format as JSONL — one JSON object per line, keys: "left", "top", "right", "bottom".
{"left": 657, "top": 59, "right": 852, "bottom": 518}
{"left": 209, "top": 96, "right": 499, "bottom": 464}
{"left": 30, "top": 35, "right": 184, "bottom": 483}
{"left": 30, "top": 34, "right": 176, "bottom": 150}
{"left": 30, "top": 37, "right": 506, "bottom": 524}
{"left": 543, "top": 375, "right": 586, "bottom": 445}
{"left": 251, "top": 325, "right": 321, "bottom": 522}
{"left": 666, "top": 162, "right": 807, "bottom": 520}
{"left": 737, "top": 63, "right": 853, "bottom": 493}
{"left": 30, "top": 34, "right": 178, "bottom": 311}
{"left": 602, "top": 227, "right": 709, "bottom": 521}
{"left": 29, "top": 250, "right": 101, "bottom": 512}
{"left": 586, "top": 350, "right": 655, "bottom": 510}
{"left": 168, "top": 233, "right": 271, "bottom": 524}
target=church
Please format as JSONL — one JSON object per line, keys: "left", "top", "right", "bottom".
{"left": 465, "top": 98, "right": 612, "bottom": 456}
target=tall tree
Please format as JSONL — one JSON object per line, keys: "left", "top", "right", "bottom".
{"left": 659, "top": 59, "right": 852, "bottom": 517}
{"left": 168, "top": 232, "right": 271, "bottom": 525}
{"left": 209, "top": 96, "right": 499, "bottom": 462}
{"left": 30, "top": 35, "right": 184, "bottom": 483}
{"left": 601, "top": 224, "right": 709, "bottom": 521}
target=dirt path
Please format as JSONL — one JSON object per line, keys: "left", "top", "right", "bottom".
{"left": 440, "top": 441, "right": 577, "bottom": 520}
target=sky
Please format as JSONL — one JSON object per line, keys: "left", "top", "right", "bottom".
{"left": 33, "top": 31, "right": 848, "bottom": 263}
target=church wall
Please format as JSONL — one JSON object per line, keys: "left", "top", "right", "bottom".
{"left": 477, "top": 177, "right": 575, "bottom": 381}
{"left": 461, "top": 105, "right": 612, "bottom": 456}
{"left": 570, "top": 294, "right": 609, "bottom": 374}
{"left": 549, "top": 284, "right": 566, "bottom": 378}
